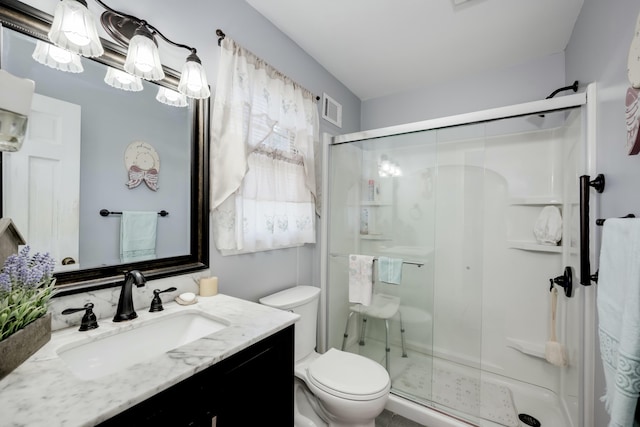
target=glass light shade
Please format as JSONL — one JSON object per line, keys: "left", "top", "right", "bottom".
{"left": 104, "top": 67, "right": 143, "bottom": 92}
{"left": 0, "top": 109, "right": 29, "bottom": 152}
{"left": 178, "top": 54, "right": 210, "bottom": 99}
{"left": 48, "top": 0, "right": 104, "bottom": 57}
{"left": 156, "top": 87, "right": 188, "bottom": 107}
{"left": 124, "top": 29, "right": 165, "bottom": 81}
{"left": 32, "top": 41, "right": 84, "bottom": 73}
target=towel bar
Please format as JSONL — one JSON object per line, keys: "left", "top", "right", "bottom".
{"left": 330, "top": 253, "right": 424, "bottom": 267}
{"left": 100, "top": 209, "right": 169, "bottom": 217}
{"left": 596, "top": 214, "right": 635, "bottom": 226}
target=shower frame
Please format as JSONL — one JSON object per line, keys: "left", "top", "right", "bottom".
{"left": 319, "top": 83, "right": 598, "bottom": 427}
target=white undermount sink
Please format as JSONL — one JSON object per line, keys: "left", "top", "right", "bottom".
{"left": 57, "top": 310, "right": 229, "bottom": 380}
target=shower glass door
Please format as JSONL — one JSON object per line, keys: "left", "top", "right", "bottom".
{"left": 325, "top": 104, "right": 585, "bottom": 427}
{"left": 430, "top": 123, "right": 486, "bottom": 424}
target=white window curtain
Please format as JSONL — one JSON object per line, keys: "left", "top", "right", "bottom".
{"left": 211, "top": 37, "right": 319, "bottom": 255}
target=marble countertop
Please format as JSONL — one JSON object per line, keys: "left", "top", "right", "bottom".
{"left": 0, "top": 294, "right": 298, "bottom": 427}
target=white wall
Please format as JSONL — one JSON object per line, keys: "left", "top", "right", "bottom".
{"left": 361, "top": 52, "right": 566, "bottom": 131}
{"left": 565, "top": 0, "right": 640, "bottom": 425}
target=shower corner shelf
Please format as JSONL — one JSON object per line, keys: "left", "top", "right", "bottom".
{"left": 360, "top": 201, "right": 392, "bottom": 207}
{"left": 506, "top": 337, "right": 546, "bottom": 359}
{"left": 507, "top": 240, "right": 562, "bottom": 253}
{"left": 360, "top": 234, "right": 392, "bottom": 241}
{"left": 508, "top": 196, "right": 563, "bottom": 206}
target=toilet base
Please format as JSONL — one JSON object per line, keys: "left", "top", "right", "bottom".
{"left": 295, "top": 379, "right": 328, "bottom": 427}
{"left": 294, "top": 377, "right": 379, "bottom": 427}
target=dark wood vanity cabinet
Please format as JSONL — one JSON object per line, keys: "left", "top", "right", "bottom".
{"left": 98, "top": 325, "right": 294, "bottom": 427}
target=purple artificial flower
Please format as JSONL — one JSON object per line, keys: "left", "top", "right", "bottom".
{"left": 0, "top": 246, "right": 56, "bottom": 289}
{"left": 0, "top": 272, "right": 11, "bottom": 293}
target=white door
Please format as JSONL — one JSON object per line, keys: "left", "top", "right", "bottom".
{"left": 2, "top": 93, "right": 81, "bottom": 271}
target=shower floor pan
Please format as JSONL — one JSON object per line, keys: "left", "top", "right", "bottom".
{"left": 344, "top": 340, "right": 569, "bottom": 427}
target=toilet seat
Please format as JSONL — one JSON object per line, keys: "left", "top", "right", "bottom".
{"left": 307, "top": 348, "right": 390, "bottom": 401}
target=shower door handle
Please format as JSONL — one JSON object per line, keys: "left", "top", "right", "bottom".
{"left": 579, "top": 174, "right": 605, "bottom": 288}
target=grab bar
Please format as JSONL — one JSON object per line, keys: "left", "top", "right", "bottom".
{"left": 579, "top": 174, "right": 605, "bottom": 287}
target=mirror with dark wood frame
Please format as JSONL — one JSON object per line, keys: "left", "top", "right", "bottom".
{"left": 0, "top": 0, "right": 209, "bottom": 294}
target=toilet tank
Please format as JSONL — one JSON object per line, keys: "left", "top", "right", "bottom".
{"left": 259, "top": 286, "right": 321, "bottom": 362}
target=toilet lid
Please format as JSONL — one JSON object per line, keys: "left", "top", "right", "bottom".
{"left": 307, "top": 348, "right": 389, "bottom": 401}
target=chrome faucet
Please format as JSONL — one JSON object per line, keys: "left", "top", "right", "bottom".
{"left": 113, "top": 270, "right": 146, "bottom": 322}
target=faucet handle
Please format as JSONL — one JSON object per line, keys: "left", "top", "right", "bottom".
{"left": 62, "top": 303, "right": 99, "bottom": 331}
{"left": 149, "top": 287, "right": 177, "bottom": 312}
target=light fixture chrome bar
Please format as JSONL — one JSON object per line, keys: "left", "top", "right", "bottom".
{"left": 93, "top": 0, "right": 195, "bottom": 53}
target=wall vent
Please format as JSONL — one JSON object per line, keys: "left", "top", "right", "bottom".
{"left": 322, "top": 93, "right": 342, "bottom": 128}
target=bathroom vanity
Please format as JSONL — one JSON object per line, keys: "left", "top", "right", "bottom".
{"left": 99, "top": 325, "right": 293, "bottom": 426}
{"left": 0, "top": 294, "right": 297, "bottom": 427}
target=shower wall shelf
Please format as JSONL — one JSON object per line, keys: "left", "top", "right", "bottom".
{"left": 506, "top": 337, "right": 546, "bottom": 359}
{"left": 360, "top": 234, "right": 392, "bottom": 241}
{"left": 508, "top": 196, "right": 563, "bottom": 206}
{"left": 360, "top": 201, "right": 391, "bottom": 207}
{"left": 507, "top": 192, "right": 565, "bottom": 253}
{"left": 507, "top": 240, "right": 562, "bottom": 253}
{"left": 359, "top": 198, "right": 392, "bottom": 240}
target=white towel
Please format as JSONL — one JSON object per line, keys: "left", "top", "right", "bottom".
{"left": 348, "top": 254, "right": 374, "bottom": 306}
{"left": 597, "top": 219, "right": 640, "bottom": 427}
{"left": 533, "top": 205, "right": 562, "bottom": 245}
{"left": 120, "top": 211, "right": 158, "bottom": 262}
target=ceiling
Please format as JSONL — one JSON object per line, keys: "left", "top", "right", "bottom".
{"left": 246, "top": 0, "right": 584, "bottom": 101}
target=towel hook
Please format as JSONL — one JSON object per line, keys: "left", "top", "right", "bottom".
{"left": 589, "top": 174, "right": 605, "bottom": 193}
{"left": 549, "top": 266, "right": 573, "bottom": 298}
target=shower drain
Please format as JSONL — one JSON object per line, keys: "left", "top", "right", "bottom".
{"left": 518, "top": 413, "right": 541, "bottom": 426}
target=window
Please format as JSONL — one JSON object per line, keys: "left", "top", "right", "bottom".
{"left": 210, "top": 38, "right": 319, "bottom": 254}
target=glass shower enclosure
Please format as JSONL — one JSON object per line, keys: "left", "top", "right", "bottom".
{"left": 321, "top": 92, "right": 595, "bottom": 427}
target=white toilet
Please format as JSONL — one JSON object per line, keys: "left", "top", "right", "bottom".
{"left": 260, "top": 285, "right": 390, "bottom": 427}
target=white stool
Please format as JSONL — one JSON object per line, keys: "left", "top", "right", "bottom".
{"left": 341, "top": 293, "right": 408, "bottom": 374}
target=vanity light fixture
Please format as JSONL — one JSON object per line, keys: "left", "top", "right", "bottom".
{"left": 178, "top": 52, "right": 211, "bottom": 99}
{"left": 32, "top": 40, "right": 84, "bottom": 73}
{"left": 123, "top": 24, "right": 164, "bottom": 81}
{"left": 104, "top": 67, "right": 143, "bottom": 91}
{"left": 156, "top": 87, "right": 188, "bottom": 107}
{"left": 48, "top": 0, "right": 104, "bottom": 57}
{"left": 48, "top": 0, "right": 210, "bottom": 99}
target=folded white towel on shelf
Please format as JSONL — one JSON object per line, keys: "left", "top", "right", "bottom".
{"left": 348, "top": 254, "right": 375, "bottom": 306}
{"left": 597, "top": 218, "right": 640, "bottom": 427}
